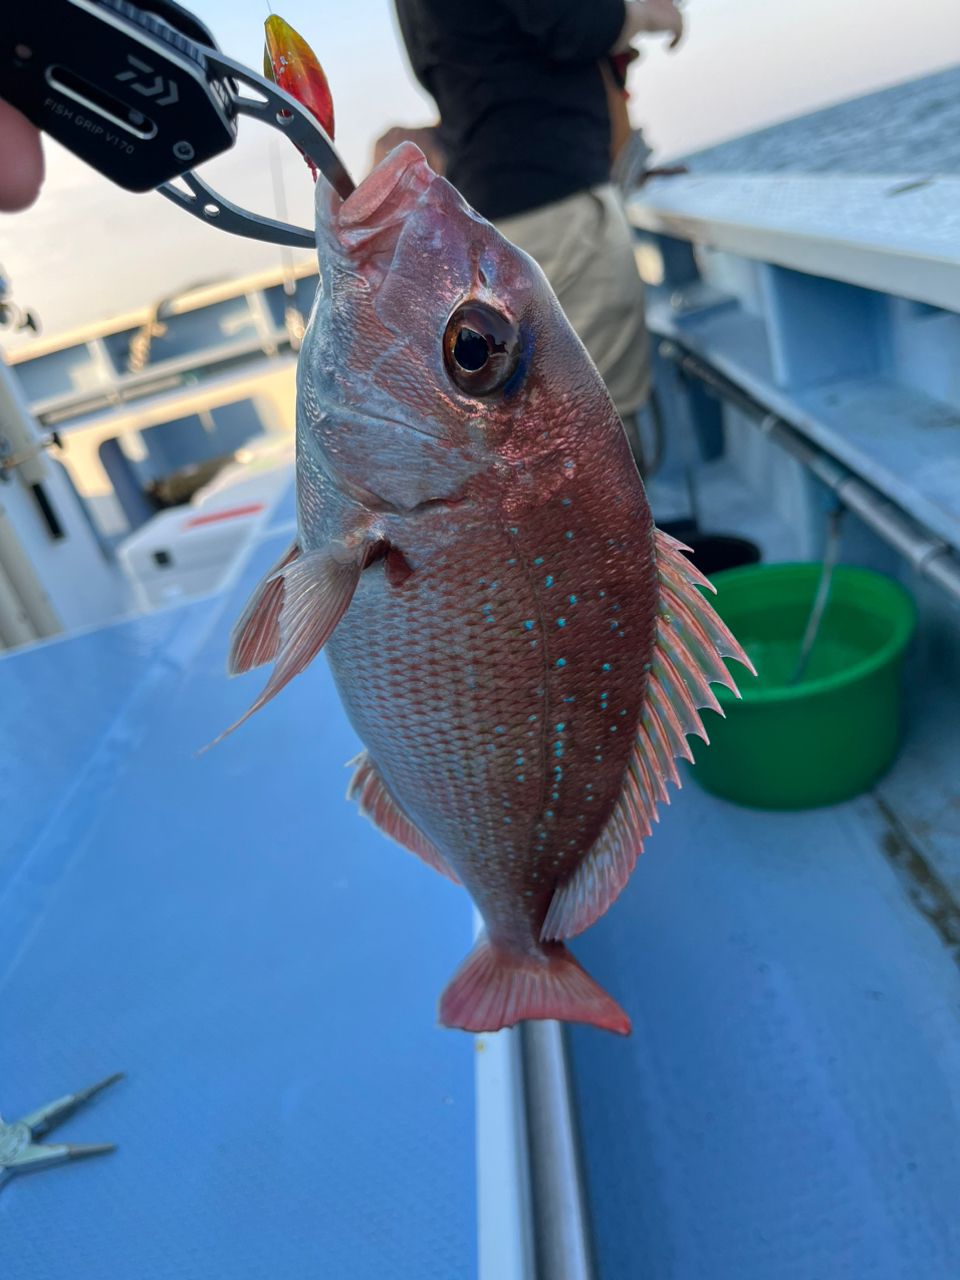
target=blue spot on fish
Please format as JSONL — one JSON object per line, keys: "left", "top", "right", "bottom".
{"left": 602, "top": 662, "right": 611, "bottom": 671}
{"left": 564, "top": 531, "right": 573, "bottom": 540}
{"left": 556, "top": 657, "right": 567, "bottom": 668}
{"left": 556, "top": 722, "right": 566, "bottom": 732}
{"left": 495, "top": 725, "right": 506, "bottom": 734}
{"left": 523, "top": 620, "right": 534, "bottom": 630}
{"left": 556, "top": 617, "right": 566, "bottom": 628}
{"left": 545, "top": 575, "right": 554, "bottom": 587}
{"left": 568, "top": 594, "right": 578, "bottom": 604}
{"left": 534, "top": 556, "right": 544, "bottom": 566}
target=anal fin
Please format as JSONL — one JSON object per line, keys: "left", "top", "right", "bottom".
{"left": 348, "top": 752, "right": 459, "bottom": 884}
{"left": 541, "top": 527, "right": 755, "bottom": 942}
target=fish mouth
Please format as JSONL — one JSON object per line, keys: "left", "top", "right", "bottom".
{"left": 339, "top": 141, "right": 434, "bottom": 228}
{"left": 320, "top": 141, "right": 436, "bottom": 286}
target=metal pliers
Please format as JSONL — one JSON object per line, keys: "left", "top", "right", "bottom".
{"left": 0, "top": 1072, "right": 123, "bottom": 1190}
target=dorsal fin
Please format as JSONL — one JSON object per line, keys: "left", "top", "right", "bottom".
{"left": 541, "top": 529, "right": 755, "bottom": 942}
{"left": 348, "top": 751, "right": 460, "bottom": 883}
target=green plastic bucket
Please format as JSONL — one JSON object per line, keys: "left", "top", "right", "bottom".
{"left": 691, "top": 563, "right": 916, "bottom": 809}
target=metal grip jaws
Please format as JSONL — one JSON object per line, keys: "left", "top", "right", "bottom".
{"left": 157, "top": 51, "right": 355, "bottom": 249}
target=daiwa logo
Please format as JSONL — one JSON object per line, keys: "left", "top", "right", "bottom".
{"left": 116, "top": 55, "right": 179, "bottom": 106}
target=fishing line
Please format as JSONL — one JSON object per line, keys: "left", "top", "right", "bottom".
{"left": 789, "top": 505, "right": 844, "bottom": 686}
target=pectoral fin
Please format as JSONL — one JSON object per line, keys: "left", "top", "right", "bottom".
{"left": 228, "top": 539, "right": 300, "bottom": 675}
{"left": 212, "top": 544, "right": 360, "bottom": 745}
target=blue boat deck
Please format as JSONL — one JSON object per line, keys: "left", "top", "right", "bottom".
{"left": 4, "top": 473, "right": 960, "bottom": 1278}
{"left": 0, "top": 505, "right": 475, "bottom": 1279}
{"left": 572, "top": 749, "right": 960, "bottom": 1277}
{"left": 561, "top": 432, "right": 960, "bottom": 1275}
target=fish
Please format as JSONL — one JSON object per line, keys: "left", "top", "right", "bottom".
{"left": 262, "top": 15, "right": 335, "bottom": 180}
{"left": 228, "top": 30, "right": 753, "bottom": 1036}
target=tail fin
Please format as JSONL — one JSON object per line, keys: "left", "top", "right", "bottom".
{"left": 438, "top": 936, "right": 630, "bottom": 1035}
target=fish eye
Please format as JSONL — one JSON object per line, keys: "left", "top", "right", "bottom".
{"left": 443, "top": 302, "right": 521, "bottom": 395}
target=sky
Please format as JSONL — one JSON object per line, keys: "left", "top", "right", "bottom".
{"left": 1, "top": 0, "right": 957, "bottom": 345}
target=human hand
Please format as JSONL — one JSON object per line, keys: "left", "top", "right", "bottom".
{"left": 618, "top": 0, "right": 685, "bottom": 52}
{"left": 0, "top": 100, "right": 44, "bottom": 212}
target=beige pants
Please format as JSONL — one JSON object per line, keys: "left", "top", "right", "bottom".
{"left": 496, "top": 185, "right": 651, "bottom": 418}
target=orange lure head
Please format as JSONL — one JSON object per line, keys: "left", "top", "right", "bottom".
{"left": 263, "top": 15, "right": 335, "bottom": 180}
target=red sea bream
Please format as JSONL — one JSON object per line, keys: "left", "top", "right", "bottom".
{"left": 227, "top": 142, "right": 753, "bottom": 1035}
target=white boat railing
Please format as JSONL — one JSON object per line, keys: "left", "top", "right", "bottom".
{"left": 629, "top": 174, "right": 960, "bottom": 311}
{"left": 627, "top": 173, "right": 960, "bottom": 602}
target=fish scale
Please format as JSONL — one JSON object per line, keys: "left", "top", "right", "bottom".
{"left": 326, "top": 456, "right": 656, "bottom": 946}
{"left": 225, "top": 140, "right": 753, "bottom": 1035}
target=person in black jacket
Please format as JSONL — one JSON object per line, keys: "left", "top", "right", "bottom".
{"left": 375, "top": 0, "right": 684, "bottom": 456}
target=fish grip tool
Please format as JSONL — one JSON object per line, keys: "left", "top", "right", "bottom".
{"left": 0, "top": 0, "right": 355, "bottom": 247}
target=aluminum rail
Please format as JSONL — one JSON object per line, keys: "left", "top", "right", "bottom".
{"left": 658, "top": 340, "right": 960, "bottom": 608}
{"left": 520, "top": 1022, "right": 597, "bottom": 1280}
